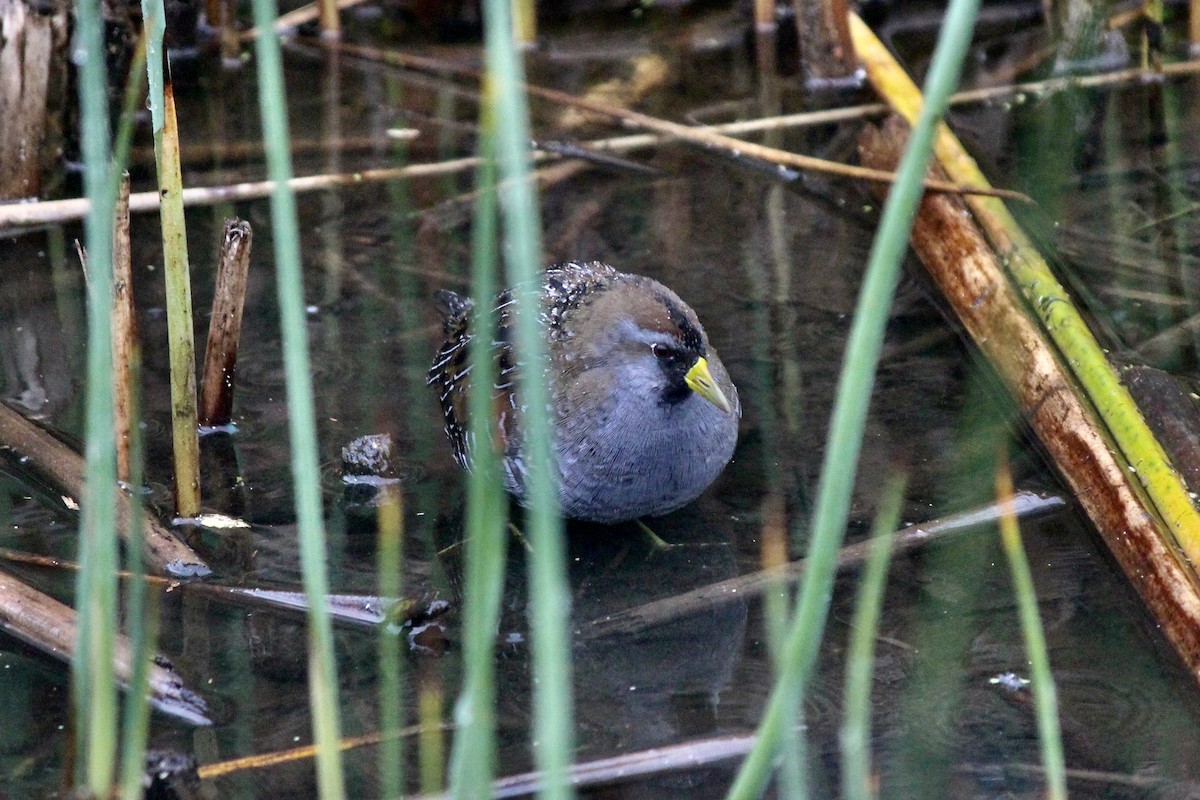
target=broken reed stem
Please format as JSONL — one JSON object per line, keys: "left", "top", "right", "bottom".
{"left": 332, "top": 40, "right": 1029, "bottom": 203}
{"left": 512, "top": 0, "right": 535, "bottom": 47}
{"left": 111, "top": 173, "right": 136, "bottom": 482}
{"left": 858, "top": 117, "right": 1200, "bottom": 681}
{"left": 849, "top": 10, "right": 1200, "bottom": 577}
{"left": 199, "top": 219, "right": 253, "bottom": 428}
{"left": 0, "top": 402, "right": 211, "bottom": 577}
{"left": 158, "top": 81, "right": 202, "bottom": 518}
{"left": 1192, "top": 0, "right": 1200, "bottom": 53}
{"left": 0, "top": 570, "right": 210, "bottom": 725}
{"left": 318, "top": 0, "right": 339, "bottom": 37}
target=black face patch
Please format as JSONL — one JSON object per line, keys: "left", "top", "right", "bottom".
{"left": 647, "top": 292, "right": 707, "bottom": 407}
{"left": 653, "top": 291, "right": 705, "bottom": 355}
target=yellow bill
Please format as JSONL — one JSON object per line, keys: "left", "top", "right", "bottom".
{"left": 685, "top": 356, "right": 733, "bottom": 414}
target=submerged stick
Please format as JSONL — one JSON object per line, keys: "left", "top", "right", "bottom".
{"left": 0, "top": 548, "right": 441, "bottom": 628}
{"left": 199, "top": 219, "right": 253, "bottom": 428}
{"left": 0, "top": 570, "right": 210, "bottom": 725}
{"left": 858, "top": 116, "right": 1200, "bottom": 682}
{"left": 583, "top": 490, "right": 1065, "bottom": 641}
{"left": 0, "top": 402, "right": 211, "bottom": 577}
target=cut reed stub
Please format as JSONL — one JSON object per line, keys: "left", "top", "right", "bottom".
{"left": 199, "top": 218, "right": 253, "bottom": 429}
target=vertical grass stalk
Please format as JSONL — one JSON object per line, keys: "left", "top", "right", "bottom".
{"left": 71, "top": 0, "right": 119, "bottom": 792}
{"left": 250, "top": 0, "right": 347, "bottom": 796}
{"left": 481, "top": 1, "right": 573, "bottom": 797}
{"left": 448, "top": 97, "right": 510, "bottom": 799}
{"left": 724, "top": 2, "right": 981, "bottom": 797}
{"left": 995, "top": 451, "right": 1066, "bottom": 800}
{"left": 839, "top": 474, "right": 904, "bottom": 800}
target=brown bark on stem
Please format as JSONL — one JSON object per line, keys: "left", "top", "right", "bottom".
{"left": 199, "top": 219, "right": 253, "bottom": 428}
{"left": 859, "top": 117, "right": 1200, "bottom": 681}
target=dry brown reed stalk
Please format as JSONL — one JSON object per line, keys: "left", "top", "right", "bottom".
{"left": 859, "top": 117, "right": 1200, "bottom": 683}
{"left": 111, "top": 173, "right": 136, "bottom": 483}
{"left": 330, "top": 40, "right": 1031, "bottom": 203}
{"left": 0, "top": 570, "right": 210, "bottom": 724}
{"left": 199, "top": 219, "right": 253, "bottom": 428}
{"left": 512, "top": 0, "right": 536, "bottom": 47}
{"left": 14, "top": 55, "right": 1200, "bottom": 232}
{"left": 1193, "top": 0, "right": 1200, "bottom": 52}
{"left": 318, "top": 0, "right": 340, "bottom": 37}
{"left": 240, "top": 0, "right": 369, "bottom": 39}
{"left": 0, "top": 0, "right": 57, "bottom": 199}
{"left": 0, "top": 402, "right": 211, "bottom": 577}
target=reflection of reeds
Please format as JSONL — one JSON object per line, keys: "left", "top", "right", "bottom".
{"left": 727, "top": 1, "right": 984, "bottom": 797}
{"left": 839, "top": 474, "right": 903, "bottom": 800}
{"left": 995, "top": 450, "right": 1066, "bottom": 800}
{"left": 249, "top": 0, "right": 347, "bottom": 796}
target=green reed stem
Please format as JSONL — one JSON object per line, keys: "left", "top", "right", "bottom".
{"left": 141, "top": 0, "right": 201, "bottom": 517}
{"left": 448, "top": 97, "right": 510, "bottom": 800}
{"left": 995, "top": 451, "right": 1066, "bottom": 800}
{"left": 724, "top": 2, "right": 980, "bottom": 797}
{"left": 839, "top": 474, "right": 904, "bottom": 800}
{"left": 249, "top": 1, "right": 347, "bottom": 796}
{"left": 481, "top": 2, "right": 573, "bottom": 798}
{"left": 72, "top": 0, "right": 119, "bottom": 792}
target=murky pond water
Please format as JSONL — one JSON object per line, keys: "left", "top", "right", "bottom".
{"left": 3, "top": 2, "right": 1200, "bottom": 797}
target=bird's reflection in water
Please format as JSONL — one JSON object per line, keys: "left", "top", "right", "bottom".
{"left": 437, "top": 499, "right": 748, "bottom": 790}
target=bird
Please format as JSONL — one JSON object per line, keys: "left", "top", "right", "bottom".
{"left": 428, "top": 261, "right": 740, "bottom": 524}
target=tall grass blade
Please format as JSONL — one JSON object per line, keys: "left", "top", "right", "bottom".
{"left": 71, "top": 0, "right": 120, "bottom": 792}
{"left": 481, "top": 2, "right": 573, "bottom": 798}
{"left": 448, "top": 98, "right": 510, "bottom": 799}
{"left": 724, "top": 2, "right": 981, "bottom": 797}
{"left": 995, "top": 451, "right": 1066, "bottom": 800}
{"left": 249, "top": 1, "right": 347, "bottom": 796}
{"left": 839, "top": 474, "right": 904, "bottom": 800}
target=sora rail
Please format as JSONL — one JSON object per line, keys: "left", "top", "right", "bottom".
{"left": 429, "top": 261, "right": 740, "bottom": 524}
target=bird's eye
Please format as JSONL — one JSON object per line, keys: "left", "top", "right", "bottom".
{"left": 651, "top": 343, "right": 676, "bottom": 360}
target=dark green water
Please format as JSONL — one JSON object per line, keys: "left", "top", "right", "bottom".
{"left": 3, "top": 2, "right": 1200, "bottom": 796}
